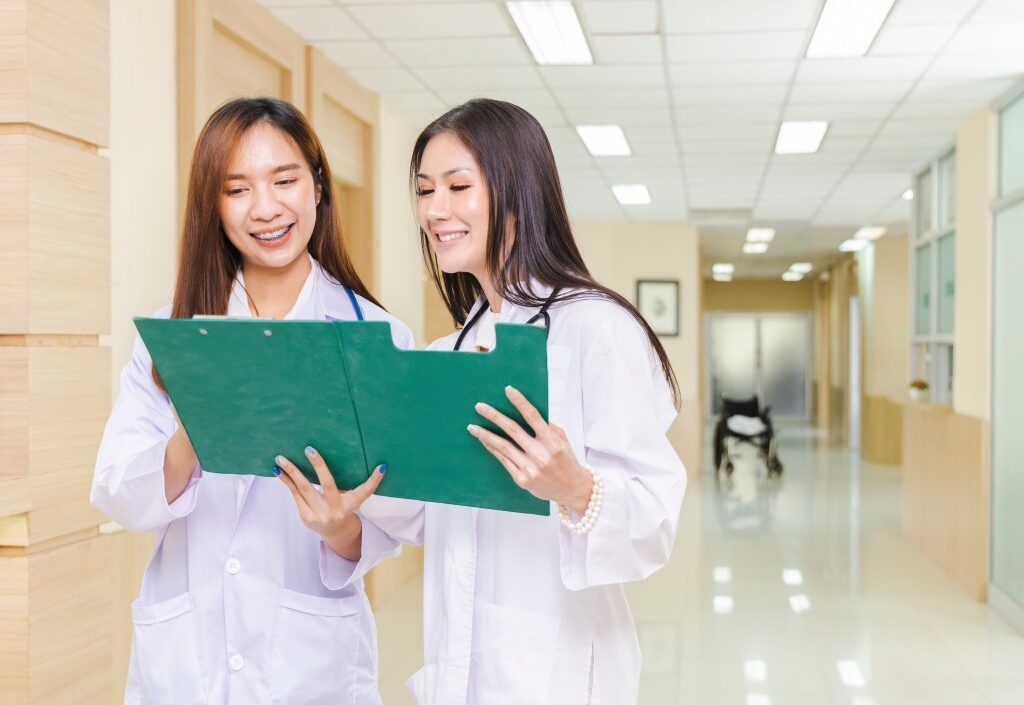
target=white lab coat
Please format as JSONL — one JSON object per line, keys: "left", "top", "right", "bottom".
{"left": 92, "top": 258, "right": 413, "bottom": 705}
{"left": 350, "top": 288, "right": 687, "bottom": 705}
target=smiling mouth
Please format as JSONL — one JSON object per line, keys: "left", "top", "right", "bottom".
{"left": 252, "top": 224, "right": 293, "bottom": 242}
{"left": 436, "top": 231, "right": 468, "bottom": 244}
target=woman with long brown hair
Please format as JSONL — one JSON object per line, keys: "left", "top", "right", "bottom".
{"left": 360, "top": 99, "right": 687, "bottom": 705}
{"left": 91, "top": 97, "right": 410, "bottom": 705}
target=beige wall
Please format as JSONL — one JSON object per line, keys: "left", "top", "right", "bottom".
{"left": 703, "top": 278, "right": 815, "bottom": 312}
{"left": 859, "top": 236, "right": 909, "bottom": 400}
{"left": 573, "top": 222, "right": 703, "bottom": 474}
{"left": 953, "top": 107, "right": 996, "bottom": 421}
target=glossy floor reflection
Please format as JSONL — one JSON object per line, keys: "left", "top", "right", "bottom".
{"left": 374, "top": 426, "right": 1024, "bottom": 704}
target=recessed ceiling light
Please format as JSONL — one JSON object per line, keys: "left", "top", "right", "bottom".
{"left": 806, "top": 0, "right": 898, "bottom": 59}
{"left": 775, "top": 121, "right": 829, "bottom": 154}
{"left": 839, "top": 239, "right": 869, "bottom": 252}
{"left": 789, "top": 263, "right": 813, "bottom": 274}
{"left": 789, "top": 594, "right": 812, "bottom": 613}
{"left": 713, "top": 273, "right": 733, "bottom": 282}
{"left": 902, "top": 188, "right": 914, "bottom": 200}
{"left": 747, "top": 228, "right": 776, "bottom": 242}
{"left": 744, "top": 660, "right": 768, "bottom": 683}
{"left": 612, "top": 184, "right": 651, "bottom": 205}
{"left": 575, "top": 125, "right": 631, "bottom": 156}
{"left": 782, "top": 271, "right": 803, "bottom": 281}
{"left": 507, "top": 1, "right": 593, "bottom": 65}
{"left": 713, "top": 566, "right": 733, "bottom": 583}
{"left": 783, "top": 568, "right": 805, "bottom": 585}
{"left": 854, "top": 226, "right": 886, "bottom": 240}
{"left": 743, "top": 242, "right": 769, "bottom": 254}
{"left": 713, "top": 595, "right": 734, "bottom": 614}
{"left": 712, "top": 263, "right": 735, "bottom": 275}
{"left": 837, "top": 660, "right": 868, "bottom": 688}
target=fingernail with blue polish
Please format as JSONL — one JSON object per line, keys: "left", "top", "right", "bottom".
{"left": 378, "top": 464, "right": 387, "bottom": 475}
{"left": 272, "top": 465, "right": 282, "bottom": 477}
{"left": 305, "top": 446, "right": 316, "bottom": 457}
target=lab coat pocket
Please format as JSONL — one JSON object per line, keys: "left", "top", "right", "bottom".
{"left": 268, "top": 589, "right": 372, "bottom": 705}
{"left": 473, "top": 601, "right": 560, "bottom": 704}
{"left": 131, "top": 592, "right": 208, "bottom": 705}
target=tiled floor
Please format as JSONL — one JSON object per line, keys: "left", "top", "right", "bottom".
{"left": 374, "top": 426, "right": 1024, "bottom": 704}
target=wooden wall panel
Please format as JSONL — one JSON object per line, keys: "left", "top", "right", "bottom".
{"left": 0, "top": 134, "right": 110, "bottom": 335}
{"left": 902, "top": 403, "right": 988, "bottom": 600}
{"left": 0, "top": 0, "right": 108, "bottom": 147}
{"left": 863, "top": 394, "right": 903, "bottom": 465}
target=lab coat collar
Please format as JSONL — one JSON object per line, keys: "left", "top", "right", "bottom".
{"left": 463, "top": 279, "right": 556, "bottom": 325}
{"left": 225, "top": 255, "right": 362, "bottom": 323}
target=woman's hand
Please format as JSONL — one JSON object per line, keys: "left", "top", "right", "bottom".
{"left": 469, "top": 386, "right": 594, "bottom": 514}
{"left": 275, "top": 446, "right": 386, "bottom": 561}
{"left": 163, "top": 405, "right": 199, "bottom": 504}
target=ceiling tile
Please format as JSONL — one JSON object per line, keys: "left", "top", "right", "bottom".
{"left": 784, "top": 102, "right": 896, "bottom": 121}
{"left": 827, "top": 121, "right": 884, "bottom": 136}
{"left": 383, "top": 37, "right": 531, "bottom": 67}
{"left": 676, "top": 105, "right": 782, "bottom": 125}
{"left": 668, "top": 60, "right": 794, "bottom": 86}
{"left": 562, "top": 105, "right": 672, "bottom": 126}
{"left": 909, "top": 78, "right": 1017, "bottom": 103}
{"left": 346, "top": 3, "right": 512, "bottom": 39}
{"left": 887, "top": 0, "right": 976, "bottom": 25}
{"left": 946, "top": 23, "right": 1024, "bottom": 53}
{"left": 973, "top": 0, "right": 1024, "bottom": 22}
{"left": 556, "top": 87, "right": 670, "bottom": 109}
{"left": 438, "top": 89, "right": 558, "bottom": 115}
{"left": 663, "top": 0, "right": 819, "bottom": 33}
{"left": 666, "top": 31, "right": 805, "bottom": 63}
{"left": 677, "top": 123, "right": 778, "bottom": 141}
{"left": 317, "top": 41, "right": 398, "bottom": 68}
{"left": 347, "top": 67, "right": 424, "bottom": 92}
{"left": 925, "top": 53, "right": 1024, "bottom": 80}
{"left": 870, "top": 23, "right": 960, "bottom": 57}
{"left": 891, "top": 101, "right": 978, "bottom": 120}
{"left": 796, "top": 57, "right": 932, "bottom": 83}
{"left": 877, "top": 119, "right": 960, "bottom": 137}
{"left": 789, "top": 81, "right": 912, "bottom": 103}
{"left": 269, "top": 6, "right": 367, "bottom": 40}
{"left": 684, "top": 139, "right": 772, "bottom": 155}
{"left": 580, "top": 0, "right": 658, "bottom": 34}
{"left": 672, "top": 84, "right": 788, "bottom": 106}
{"left": 381, "top": 91, "right": 446, "bottom": 114}
{"left": 540, "top": 65, "right": 665, "bottom": 88}
{"left": 413, "top": 66, "right": 543, "bottom": 90}
{"left": 590, "top": 35, "right": 664, "bottom": 65}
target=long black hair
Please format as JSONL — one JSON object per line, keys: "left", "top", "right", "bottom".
{"left": 410, "top": 98, "right": 679, "bottom": 406}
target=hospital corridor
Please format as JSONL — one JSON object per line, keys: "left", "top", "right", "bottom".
{"left": 3, "top": 1, "right": 1024, "bottom": 704}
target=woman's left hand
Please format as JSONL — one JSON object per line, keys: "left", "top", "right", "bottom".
{"left": 469, "top": 386, "right": 593, "bottom": 514}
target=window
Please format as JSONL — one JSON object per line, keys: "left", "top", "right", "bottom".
{"left": 910, "top": 147, "right": 955, "bottom": 404}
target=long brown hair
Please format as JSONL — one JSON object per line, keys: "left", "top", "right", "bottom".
{"left": 411, "top": 99, "right": 679, "bottom": 405}
{"left": 156, "top": 97, "right": 377, "bottom": 387}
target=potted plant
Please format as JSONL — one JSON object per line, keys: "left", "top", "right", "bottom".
{"left": 908, "top": 378, "right": 929, "bottom": 402}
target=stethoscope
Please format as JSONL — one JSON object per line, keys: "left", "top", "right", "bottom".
{"left": 453, "top": 288, "right": 559, "bottom": 351}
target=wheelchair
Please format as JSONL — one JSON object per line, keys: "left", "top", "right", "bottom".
{"left": 713, "top": 395, "right": 783, "bottom": 477}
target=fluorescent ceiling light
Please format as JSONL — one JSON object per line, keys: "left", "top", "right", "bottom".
{"left": 789, "top": 263, "right": 813, "bottom": 274}
{"left": 743, "top": 242, "right": 769, "bottom": 254}
{"left": 712, "top": 263, "right": 735, "bottom": 275}
{"left": 839, "top": 239, "right": 868, "bottom": 252}
{"left": 744, "top": 660, "right": 767, "bottom": 683}
{"left": 713, "top": 595, "right": 734, "bottom": 614}
{"left": 806, "top": 0, "right": 897, "bottom": 59}
{"left": 713, "top": 273, "right": 733, "bottom": 282}
{"left": 837, "top": 660, "right": 868, "bottom": 688}
{"left": 782, "top": 568, "right": 804, "bottom": 585}
{"left": 612, "top": 184, "right": 651, "bottom": 205}
{"left": 775, "top": 121, "right": 828, "bottom": 154}
{"left": 747, "top": 228, "right": 775, "bottom": 243}
{"left": 902, "top": 188, "right": 914, "bottom": 200}
{"left": 507, "top": 1, "right": 593, "bottom": 65}
{"left": 713, "top": 566, "right": 733, "bottom": 583}
{"left": 854, "top": 226, "right": 886, "bottom": 240}
{"left": 789, "top": 594, "right": 812, "bottom": 613}
{"left": 575, "top": 125, "right": 630, "bottom": 156}
{"left": 782, "top": 271, "right": 803, "bottom": 281}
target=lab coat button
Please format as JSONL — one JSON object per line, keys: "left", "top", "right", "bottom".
{"left": 225, "top": 558, "right": 241, "bottom": 575}
{"left": 229, "top": 654, "right": 245, "bottom": 671}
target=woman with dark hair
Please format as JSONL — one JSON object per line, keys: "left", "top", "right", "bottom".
{"left": 360, "top": 99, "right": 687, "bottom": 705}
{"left": 91, "top": 97, "right": 410, "bottom": 705}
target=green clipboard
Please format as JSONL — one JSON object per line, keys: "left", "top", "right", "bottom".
{"left": 134, "top": 317, "right": 550, "bottom": 515}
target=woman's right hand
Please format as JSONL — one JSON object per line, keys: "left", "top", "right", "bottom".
{"left": 163, "top": 406, "right": 199, "bottom": 504}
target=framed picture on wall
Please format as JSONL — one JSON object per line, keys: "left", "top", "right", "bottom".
{"left": 636, "top": 279, "right": 680, "bottom": 337}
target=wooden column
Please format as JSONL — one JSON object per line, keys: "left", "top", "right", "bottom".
{"left": 0, "top": 1, "right": 114, "bottom": 702}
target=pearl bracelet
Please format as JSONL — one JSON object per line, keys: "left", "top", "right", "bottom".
{"left": 558, "top": 467, "right": 604, "bottom": 535}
